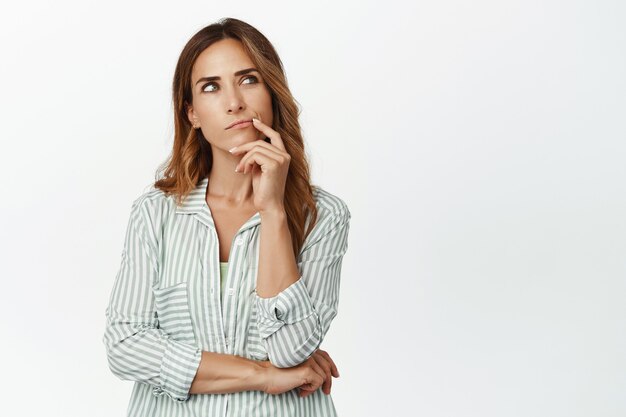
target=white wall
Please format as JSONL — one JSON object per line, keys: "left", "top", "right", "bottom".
{"left": 0, "top": 1, "right": 624, "bottom": 416}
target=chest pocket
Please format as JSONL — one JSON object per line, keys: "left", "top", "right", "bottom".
{"left": 153, "top": 282, "right": 196, "bottom": 344}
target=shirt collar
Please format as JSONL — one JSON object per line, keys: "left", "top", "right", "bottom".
{"left": 175, "top": 176, "right": 210, "bottom": 214}
{"left": 174, "top": 176, "right": 261, "bottom": 233}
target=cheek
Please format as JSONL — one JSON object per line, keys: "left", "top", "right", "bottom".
{"left": 251, "top": 91, "right": 273, "bottom": 117}
{"left": 195, "top": 102, "right": 219, "bottom": 125}
{"left": 197, "top": 118, "right": 223, "bottom": 138}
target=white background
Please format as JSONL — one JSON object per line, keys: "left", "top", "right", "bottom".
{"left": 0, "top": 1, "right": 625, "bottom": 416}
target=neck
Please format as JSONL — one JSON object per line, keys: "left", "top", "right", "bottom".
{"left": 207, "top": 146, "right": 254, "bottom": 205}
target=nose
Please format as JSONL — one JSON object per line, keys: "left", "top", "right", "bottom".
{"left": 225, "top": 87, "right": 245, "bottom": 114}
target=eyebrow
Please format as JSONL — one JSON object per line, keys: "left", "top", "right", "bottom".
{"left": 195, "top": 67, "right": 259, "bottom": 85}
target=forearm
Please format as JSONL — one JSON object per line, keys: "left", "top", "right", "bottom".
{"left": 253, "top": 207, "right": 350, "bottom": 368}
{"left": 189, "top": 351, "right": 268, "bottom": 395}
{"left": 256, "top": 208, "right": 300, "bottom": 298}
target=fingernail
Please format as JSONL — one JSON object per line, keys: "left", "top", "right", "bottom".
{"left": 252, "top": 118, "right": 259, "bottom": 123}
{"left": 229, "top": 146, "right": 237, "bottom": 153}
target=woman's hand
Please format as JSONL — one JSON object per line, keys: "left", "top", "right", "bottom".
{"left": 297, "top": 349, "right": 340, "bottom": 398}
{"left": 260, "top": 358, "right": 324, "bottom": 396}
{"left": 259, "top": 349, "right": 340, "bottom": 397}
{"left": 229, "top": 118, "right": 290, "bottom": 213}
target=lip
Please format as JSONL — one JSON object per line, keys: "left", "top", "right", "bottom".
{"left": 226, "top": 118, "right": 253, "bottom": 129}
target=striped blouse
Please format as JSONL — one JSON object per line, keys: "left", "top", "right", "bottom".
{"left": 102, "top": 176, "right": 351, "bottom": 417}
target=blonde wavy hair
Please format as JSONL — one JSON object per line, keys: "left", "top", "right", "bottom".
{"left": 154, "top": 17, "right": 318, "bottom": 258}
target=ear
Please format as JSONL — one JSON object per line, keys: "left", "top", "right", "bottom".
{"left": 185, "top": 102, "right": 199, "bottom": 128}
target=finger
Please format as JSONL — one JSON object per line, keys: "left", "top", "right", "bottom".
{"left": 320, "top": 366, "right": 332, "bottom": 395}
{"left": 236, "top": 149, "right": 280, "bottom": 175}
{"left": 299, "top": 388, "right": 315, "bottom": 398}
{"left": 298, "top": 386, "right": 314, "bottom": 398}
{"left": 298, "top": 380, "right": 318, "bottom": 392}
{"left": 311, "top": 354, "right": 332, "bottom": 394}
{"left": 251, "top": 117, "right": 286, "bottom": 151}
{"left": 308, "top": 357, "right": 326, "bottom": 382}
{"left": 307, "top": 361, "right": 325, "bottom": 392}
{"left": 312, "top": 352, "right": 332, "bottom": 393}
{"left": 299, "top": 373, "right": 322, "bottom": 398}
{"left": 229, "top": 141, "right": 288, "bottom": 172}
{"left": 235, "top": 142, "right": 286, "bottom": 172}
{"left": 298, "top": 378, "right": 322, "bottom": 399}
{"left": 229, "top": 138, "right": 284, "bottom": 156}
{"left": 299, "top": 382, "right": 317, "bottom": 392}
{"left": 316, "top": 349, "right": 338, "bottom": 377}
{"left": 318, "top": 350, "right": 340, "bottom": 378}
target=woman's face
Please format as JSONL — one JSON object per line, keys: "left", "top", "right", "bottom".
{"left": 187, "top": 38, "right": 273, "bottom": 152}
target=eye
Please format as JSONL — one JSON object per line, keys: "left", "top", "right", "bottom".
{"left": 202, "top": 82, "right": 218, "bottom": 93}
{"left": 242, "top": 75, "right": 258, "bottom": 85}
{"left": 201, "top": 75, "right": 259, "bottom": 93}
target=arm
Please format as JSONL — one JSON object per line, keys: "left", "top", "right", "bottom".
{"left": 102, "top": 199, "right": 203, "bottom": 402}
{"left": 189, "top": 352, "right": 327, "bottom": 396}
{"left": 254, "top": 205, "right": 351, "bottom": 368}
{"left": 189, "top": 352, "right": 266, "bottom": 394}
{"left": 103, "top": 199, "right": 327, "bottom": 398}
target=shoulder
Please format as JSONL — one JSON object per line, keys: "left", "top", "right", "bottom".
{"left": 127, "top": 184, "right": 176, "bottom": 232}
{"left": 130, "top": 184, "right": 171, "bottom": 212}
{"left": 312, "top": 184, "right": 351, "bottom": 221}
{"left": 301, "top": 185, "right": 351, "bottom": 248}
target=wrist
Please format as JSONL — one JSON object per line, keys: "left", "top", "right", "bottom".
{"left": 259, "top": 206, "right": 286, "bottom": 220}
{"left": 250, "top": 360, "right": 271, "bottom": 392}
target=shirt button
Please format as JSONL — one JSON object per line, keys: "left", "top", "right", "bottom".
{"left": 228, "top": 288, "right": 235, "bottom": 296}
{"left": 235, "top": 237, "right": 244, "bottom": 246}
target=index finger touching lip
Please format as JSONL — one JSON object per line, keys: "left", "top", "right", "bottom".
{"left": 252, "top": 118, "right": 285, "bottom": 150}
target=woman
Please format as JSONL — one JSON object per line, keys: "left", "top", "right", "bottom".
{"left": 102, "top": 17, "right": 351, "bottom": 417}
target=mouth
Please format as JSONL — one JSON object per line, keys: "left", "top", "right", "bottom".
{"left": 226, "top": 119, "right": 253, "bottom": 129}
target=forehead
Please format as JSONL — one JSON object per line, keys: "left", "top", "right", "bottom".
{"left": 191, "top": 39, "right": 254, "bottom": 81}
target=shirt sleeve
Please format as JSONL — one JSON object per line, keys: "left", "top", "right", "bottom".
{"left": 102, "top": 199, "right": 202, "bottom": 402}
{"left": 254, "top": 206, "right": 351, "bottom": 368}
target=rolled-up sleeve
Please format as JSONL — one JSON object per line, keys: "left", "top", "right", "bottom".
{"left": 255, "top": 206, "right": 351, "bottom": 368}
{"left": 102, "top": 199, "right": 201, "bottom": 402}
